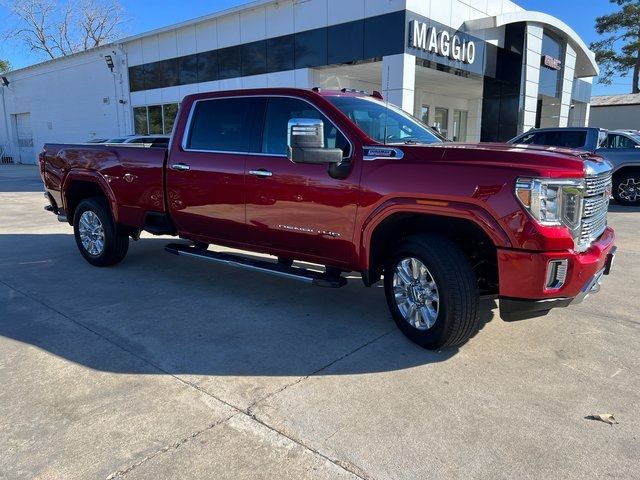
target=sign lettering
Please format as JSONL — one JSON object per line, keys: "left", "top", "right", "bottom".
{"left": 409, "top": 20, "right": 476, "bottom": 65}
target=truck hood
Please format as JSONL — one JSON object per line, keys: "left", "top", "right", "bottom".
{"left": 399, "top": 142, "right": 605, "bottom": 177}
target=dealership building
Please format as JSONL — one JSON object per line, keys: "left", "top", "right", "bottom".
{"left": 0, "top": 0, "right": 598, "bottom": 164}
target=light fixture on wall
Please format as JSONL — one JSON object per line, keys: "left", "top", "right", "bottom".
{"left": 104, "top": 55, "right": 115, "bottom": 72}
{"left": 1, "top": 77, "right": 9, "bottom": 87}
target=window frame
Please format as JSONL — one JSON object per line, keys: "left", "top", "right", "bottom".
{"left": 181, "top": 95, "right": 353, "bottom": 160}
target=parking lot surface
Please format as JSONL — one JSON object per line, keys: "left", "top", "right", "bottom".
{"left": 1, "top": 164, "right": 638, "bottom": 479}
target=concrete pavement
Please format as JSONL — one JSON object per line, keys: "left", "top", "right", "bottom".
{"left": 0, "top": 164, "right": 638, "bottom": 479}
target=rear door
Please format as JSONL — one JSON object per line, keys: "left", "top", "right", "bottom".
{"left": 166, "top": 96, "right": 266, "bottom": 242}
{"left": 245, "top": 96, "right": 360, "bottom": 266}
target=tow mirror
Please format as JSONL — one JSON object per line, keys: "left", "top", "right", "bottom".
{"left": 287, "top": 118, "right": 343, "bottom": 165}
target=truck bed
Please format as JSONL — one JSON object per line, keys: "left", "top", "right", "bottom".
{"left": 41, "top": 143, "right": 167, "bottom": 228}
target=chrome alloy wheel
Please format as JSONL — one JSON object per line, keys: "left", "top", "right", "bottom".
{"left": 392, "top": 257, "right": 440, "bottom": 330}
{"left": 78, "top": 210, "right": 105, "bottom": 256}
{"left": 619, "top": 177, "right": 640, "bottom": 202}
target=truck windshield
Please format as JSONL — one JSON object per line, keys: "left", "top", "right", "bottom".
{"left": 327, "top": 96, "right": 443, "bottom": 145}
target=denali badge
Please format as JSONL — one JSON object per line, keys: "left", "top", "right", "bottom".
{"left": 278, "top": 225, "right": 341, "bottom": 238}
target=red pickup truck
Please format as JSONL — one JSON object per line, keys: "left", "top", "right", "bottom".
{"left": 40, "top": 88, "right": 616, "bottom": 349}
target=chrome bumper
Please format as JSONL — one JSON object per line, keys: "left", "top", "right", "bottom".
{"left": 571, "top": 246, "right": 616, "bottom": 305}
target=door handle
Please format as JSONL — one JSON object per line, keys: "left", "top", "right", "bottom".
{"left": 171, "top": 163, "right": 190, "bottom": 171}
{"left": 249, "top": 169, "right": 273, "bottom": 178}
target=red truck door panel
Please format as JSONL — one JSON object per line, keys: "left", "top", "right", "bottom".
{"left": 167, "top": 97, "right": 266, "bottom": 241}
{"left": 245, "top": 97, "right": 360, "bottom": 265}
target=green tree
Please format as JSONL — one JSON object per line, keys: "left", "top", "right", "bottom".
{"left": 590, "top": 0, "right": 640, "bottom": 94}
{"left": 0, "top": 59, "right": 10, "bottom": 73}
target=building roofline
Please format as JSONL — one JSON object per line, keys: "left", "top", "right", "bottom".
{"left": 465, "top": 10, "right": 599, "bottom": 78}
{"left": 117, "top": 0, "right": 278, "bottom": 44}
{"left": 4, "top": 0, "right": 280, "bottom": 77}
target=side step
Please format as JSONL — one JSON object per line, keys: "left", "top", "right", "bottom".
{"left": 165, "top": 243, "right": 347, "bottom": 288}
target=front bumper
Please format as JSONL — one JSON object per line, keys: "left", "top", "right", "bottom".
{"left": 498, "top": 227, "right": 616, "bottom": 321}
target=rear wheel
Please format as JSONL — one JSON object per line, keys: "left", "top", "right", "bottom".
{"left": 73, "top": 198, "right": 129, "bottom": 266}
{"left": 613, "top": 172, "right": 640, "bottom": 206}
{"left": 384, "top": 234, "right": 480, "bottom": 349}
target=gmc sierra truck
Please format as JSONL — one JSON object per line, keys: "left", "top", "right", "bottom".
{"left": 40, "top": 88, "right": 616, "bottom": 349}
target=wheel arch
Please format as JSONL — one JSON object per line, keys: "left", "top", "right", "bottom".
{"left": 63, "top": 172, "right": 117, "bottom": 226}
{"left": 360, "top": 202, "right": 510, "bottom": 293}
{"left": 613, "top": 164, "right": 640, "bottom": 179}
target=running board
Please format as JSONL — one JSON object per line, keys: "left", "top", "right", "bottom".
{"left": 165, "top": 243, "right": 347, "bottom": 288}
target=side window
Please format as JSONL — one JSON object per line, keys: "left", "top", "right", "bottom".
{"left": 186, "top": 97, "right": 265, "bottom": 152}
{"left": 262, "top": 97, "right": 350, "bottom": 157}
{"left": 608, "top": 134, "right": 635, "bottom": 149}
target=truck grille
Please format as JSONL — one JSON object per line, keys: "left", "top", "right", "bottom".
{"left": 585, "top": 174, "right": 611, "bottom": 196}
{"left": 577, "top": 167, "right": 611, "bottom": 251}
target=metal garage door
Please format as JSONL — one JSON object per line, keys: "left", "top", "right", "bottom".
{"left": 16, "top": 113, "right": 35, "bottom": 165}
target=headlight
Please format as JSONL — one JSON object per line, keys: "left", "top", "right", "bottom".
{"left": 515, "top": 178, "right": 584, "bottom": 231}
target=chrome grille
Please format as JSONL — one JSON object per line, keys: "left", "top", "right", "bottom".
{"left": 585, "top": 173, "right": 611, "bottom": 196}
{"left": 583, "top": 194, "right": 609, "bottom": 218}
{"left": 579, "top": 212, "right": 608, "bottom": 246}
{"left": 577, "top": 166, "right": 611, "bottom": 251}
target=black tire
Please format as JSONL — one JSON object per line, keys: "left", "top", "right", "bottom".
{"left": 73, "top": 197, "right": 129, "bottom": 267}
{"left": 384, "top": 234, "right": 480, "bottom": 349}
{"left": 613, "top": 171, "right": 640, "bottom": 206}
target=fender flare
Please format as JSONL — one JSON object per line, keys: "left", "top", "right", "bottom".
{"left": 62, "top": 170, "right": 119, "bottom": 223}
{"left": 358, "top": 198, "right": 514, "bottom": 274}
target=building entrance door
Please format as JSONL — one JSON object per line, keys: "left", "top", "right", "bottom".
{"left": 453, "top": 110, "right": 468, "bottom": 142}
{"left": 15, "top": 113, "right": 35, "bottom": 164}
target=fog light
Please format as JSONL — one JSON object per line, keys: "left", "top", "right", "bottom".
{"left": 545, "top": 259, "right": 568, "bottom": 290}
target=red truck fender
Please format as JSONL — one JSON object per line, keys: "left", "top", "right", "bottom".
{"left": 61, "top": 170, "right": 119, "bottom": 224}
{"left": 357, "top": 198, "right": 514, "bottom": 277}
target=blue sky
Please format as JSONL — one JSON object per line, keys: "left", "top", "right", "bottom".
{"left": 0, "top": 0, "right": 630, "bottom": 95}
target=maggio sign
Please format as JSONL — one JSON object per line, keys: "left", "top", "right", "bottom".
{"left": 409, "top": 20, "right": 476, "bottom": 65}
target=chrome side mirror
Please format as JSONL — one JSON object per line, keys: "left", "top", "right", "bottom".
{"left": 287, "top": 118, "right": 342, "bottom": 165}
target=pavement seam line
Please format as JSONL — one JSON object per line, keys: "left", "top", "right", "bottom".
{"left": 246, "top": 328, "right": 397, "bottom": 416}
{"left": 105, "top": 412, "right": 240, "bottom": 479}
{"left": 0, "top": 278, "right": 378, "bottom": 480}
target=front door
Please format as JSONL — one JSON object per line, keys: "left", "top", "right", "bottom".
{"left": 245, "top": 97, "right": 360, "bottom": 266}
{"left": 15, "top": 113, "right": 35, "bottom": 165}
{"left": 167, "top": 96, "right": 266, "bottom": 242}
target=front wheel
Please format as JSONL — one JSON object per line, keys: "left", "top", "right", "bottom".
{"left": 384, "top": 234, "right": 480, "bottom": 349}
{"left": 73, "top": 197, "right": 129, "bottom": 267}
{"left": 613, "top": 172, "right": 640, "bottom": 206}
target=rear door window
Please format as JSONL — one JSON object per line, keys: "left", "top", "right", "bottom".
{"left": 185, "top": 97, "right": 266, "bottom": 153}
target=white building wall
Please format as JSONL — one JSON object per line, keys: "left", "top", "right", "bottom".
{"left": 520, "top": 23, "right": 543, "bottom": 133}
{"left": 558, "top": 44, "right": 576, "bottom": 127}
{"left": 0, "top": 47, "right": 129, "bottom": 164}
{"left": 589, "top": 105, "right": 640, "bottom": 130}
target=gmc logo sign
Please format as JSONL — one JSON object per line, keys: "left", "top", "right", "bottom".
{"left": 542, "top": 55, "right": 562, "bottom": 71}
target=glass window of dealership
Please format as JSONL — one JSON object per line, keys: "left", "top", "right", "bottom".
{"left": 125, "top": 1, "right": 598, "bottom": 142}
